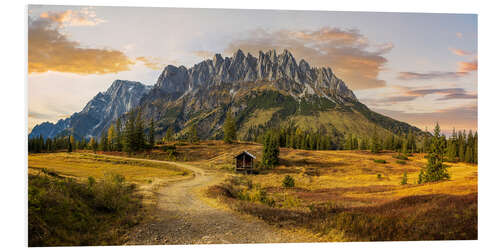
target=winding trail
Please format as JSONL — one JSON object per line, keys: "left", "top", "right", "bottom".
{"left": 111, "top": 155, "right": 298, "bottom": 245}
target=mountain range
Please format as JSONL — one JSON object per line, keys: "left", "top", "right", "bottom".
{"left": 29, "top": 49, "right": 424, "bottom": 144}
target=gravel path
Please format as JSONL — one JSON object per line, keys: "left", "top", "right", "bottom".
{"left": 123, "top": 158, "right": 299, "bottom": 245}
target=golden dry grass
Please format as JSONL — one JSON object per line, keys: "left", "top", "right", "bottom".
{"left": 28, "top": 152, "right": 188, "bottom": 184}
{"left": 170, "top": 141, "right": 477, "bottom": 208}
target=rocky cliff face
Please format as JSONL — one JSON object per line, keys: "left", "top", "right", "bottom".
{"left": 136, "top": 49, "right": 421, "bottom": 142}
{"left": 153, "top": 49, "right": 357, "bottom": 103}
{"left": 29, "top": 80, "right": 151, "bottom": 139}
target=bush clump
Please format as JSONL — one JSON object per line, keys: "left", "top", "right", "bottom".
{"left": 392, "top": 154, "right": 409, "bottom": 161}
{"left": 373, "top": 159, "right": 387, "bottom": 164}
{"left": 282, "top": 175, "right": 295, "bottom": 188}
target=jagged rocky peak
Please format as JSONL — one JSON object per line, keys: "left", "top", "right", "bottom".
{"left": 154, "top": 49, "right": 358, "bottom": 102}
{"left": 29, "top": 79, "right": 151, "bottom": 139}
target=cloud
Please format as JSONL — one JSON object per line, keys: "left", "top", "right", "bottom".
{"left": 28, "top": 16, "right": 135, "bottom": 75}
{"left": 456, "top": 32, "right": 463, "bottom": 39}
{"left": 39, "top": 7, "right": 106, "bottom": 27}
{"left": 458, "top": 60, "right": 478, "bottom": 73}
{"left": 399, "top": 46, "right": 477, "bottom": 80}
{"left": 223, "top": 27, "right": 393, "bottom": 90}
{"left": 362, "top": 87, "right": 476, "bottom": 105}
{"left": 374, "top": 104, "right": 477, "bottom": 135}
{"left": 398, "top": 71, "right": 466, "bottom": 80}
{"left": 193, "top": 50, "right": 215, "bottom": 59}
{"left": 449, "top": 48, "right": 473, "bottom": 56}
{"left": 28, "top": 110, "right": 55, "bottom": 120}
{"left": 135, "top": 56, "right": 163, "bottom": 70}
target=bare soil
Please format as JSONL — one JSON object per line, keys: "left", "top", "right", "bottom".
{"left": 123, "top": 158, "right": 304, "bottom": 245}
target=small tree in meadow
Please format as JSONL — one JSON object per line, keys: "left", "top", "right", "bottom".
{"left": 282, "top": 175, "right": 295, "bottom": 188}
{"left": 401, "top": 171, "right": 408, "bottom": 185}
{"left": 419, "top": 123, "right": 450, "bottom": 183}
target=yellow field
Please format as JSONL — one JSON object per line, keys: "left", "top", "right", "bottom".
{"left": 28, "top": 152, "right": 190, "bottom": 184}
{"left": 166, "top": 141, "right": 477, "bottom": 208}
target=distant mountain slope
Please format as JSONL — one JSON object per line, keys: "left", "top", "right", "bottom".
{"left": 29, "top": 80, "right": 151, "bottom": 139}
{"left": 136, "top": 49, "right": 424, "bottom": 143}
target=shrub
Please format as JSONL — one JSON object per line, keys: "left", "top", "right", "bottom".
{"left": 282, "top": 194, "right": 301, "bottom": 208}
{"left": 396, "top": 160, "right": 407, "bottom": 165}
{"left": 377, "top": 173, "right": 383, "bottom": 180}
{"left": 373, "top": 159, "right": 387, "bottom": 164}
{"left": 401, "top": 171, "right": 408, "bottom": 185}
{"left": 282, "top": 175, "right": 295, "bottom": 188}
{"left": 392, "top": 154, "right": 409, "bottom": 161}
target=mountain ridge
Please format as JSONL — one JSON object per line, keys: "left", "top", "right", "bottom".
{"left": 30, "top": 49, "right": 424, "bottom": 146}
{"left": 29, "top": 80, "right": 151, "bottom": 139}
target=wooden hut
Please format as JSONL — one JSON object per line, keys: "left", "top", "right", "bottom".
{"left": 234, "top": 151, "right": 256, "bottom": 173}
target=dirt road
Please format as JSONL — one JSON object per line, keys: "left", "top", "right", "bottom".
{"left": 118, "top": 157, "right": 299, "bottom": 245}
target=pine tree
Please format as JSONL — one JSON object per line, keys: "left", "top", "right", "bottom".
{"left": 420, "top": 123, "right": 450, "bottom": 183}
{"left": 370, "top": 126, "right": 381, "bottom": 153}
{"left": 262, "top": 130, "right": 279, "bottom": 168}
{"left": 90, "top": 137, "right": 98, "bottom": 153}
{"left": 99, "top": 131, "right": 108, "bottom": 151}
{"left": 70, "top": 135, "right": 75, "bottom": 152}
{"left": 124, "top": 112, "right": 135, "bottom": 154}
{"left": 188, "top": 124, "right": 199, "bottom": 143}
{"left": 223, "top": 110, "right": 237, "bottom": 143}
{"left": 163, "top": 126, "right": 174, "bottom": 143}
{"left": 134, "top": 111, "right": 146, "bottom": 151}
{"left": 67, "top": 136, "right": 72, "bottom": 153}
{"left": 401, "top": 171, "right": 408, "bottom": 185}
{"left": 352, "top": 136, "right": 358, "bottom": 150}
{"left": 344, "top": 133, "right": 352, "bottom": 150}
{"left": 115, "top": 117, "right": 123, "bottom": 151}
{"left": 473, "top": 131, "right": 478, "bottom": 164}
{"left": 148, "top": 118, "right": 155, "bottom": 149}
{"left": 107, "top": 125, "right": 116, "bottom": 151}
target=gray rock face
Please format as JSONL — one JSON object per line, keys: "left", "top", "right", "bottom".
{"left": 154, "top": 49, "right": 357, "bottom": 102}
{"left": 29, "top": 80, "right": 151, "bottom": 139}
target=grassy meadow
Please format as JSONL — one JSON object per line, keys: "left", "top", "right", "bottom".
{"left": 184, "top": 141, "right": 478, "bottom": 241}
{"left": 28, "top": 152, "right": 192, "bottom": 246}
{"left": 28, "top": 141, "right": 477, "bottom": 243}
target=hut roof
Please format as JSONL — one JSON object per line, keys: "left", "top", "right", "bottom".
{"left": 234, "top": 151, "right": 256, "bottom": 159}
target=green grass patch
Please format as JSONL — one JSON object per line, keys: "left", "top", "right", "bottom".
{"left": 28, "top": 173, "right": 143, "bottom": 246}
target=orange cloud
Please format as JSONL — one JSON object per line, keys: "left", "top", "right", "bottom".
{"left": 449, "top": 48, "right": 473, "bottom": 56}
{"left": 135, "top": 56, "right": 163, "bottom": 70}
{"left": 28, "top": 17, "right": 134, "bottom": 75}
{"left": 39, "top": 7, "right": 106, "bottom": 27}
{"left": 224, "top": 28, "right": 392, "bottom": 89}
{"left": 456, "top": 32, "right": 463, "bottom": 39}
{"left": 458, "top": 60, "right": 478, "bottom": 73}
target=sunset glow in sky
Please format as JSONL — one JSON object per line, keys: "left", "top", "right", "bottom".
{"left": 28, "top": 5, "right": 477, "bottom": 135}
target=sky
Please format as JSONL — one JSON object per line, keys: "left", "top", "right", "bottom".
{"left": 27, "top": 5, "right": 477, "bottom": 135}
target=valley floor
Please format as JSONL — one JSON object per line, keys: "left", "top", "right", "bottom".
{"left": 28, "top": 141, "right": 477, "bottom": 245}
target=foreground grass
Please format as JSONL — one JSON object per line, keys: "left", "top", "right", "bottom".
{"left": 28, "top": 152, "right": 195, "bottom": 246}
{"left": 208, "top": 176, "right": 477, "bottom": 241}
{"left": 29, "top": 172, "right": 142, "bottom": 246}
